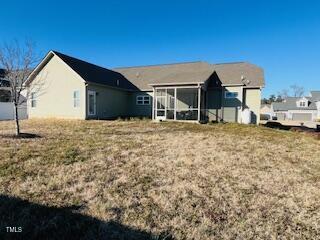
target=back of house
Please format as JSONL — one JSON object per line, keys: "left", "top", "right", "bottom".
{"left": 26, "top": 51, "right": 265, "bottom": 124}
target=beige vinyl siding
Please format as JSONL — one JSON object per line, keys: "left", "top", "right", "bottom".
{"left": 86, "top": 84, "right": 129, "bottom": 119}
{"left": 28, "top": 55, "right": 86, "bottom": 119}
{"left": 223, "top": 86, "right": 242, "bottom": 123}
{"left": 244, "top": 88, "right": 261, "bottom": 124}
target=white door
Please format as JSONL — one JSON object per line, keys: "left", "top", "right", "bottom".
{"left": 88, "top": 90, "right": 96, "bottom": 116}
{"left": 155, "top": 94, "right": 166, "bottom": 120}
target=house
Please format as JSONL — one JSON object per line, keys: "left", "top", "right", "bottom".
{"left": 272, "top": 91, "right": 320, "bottom": 121}
{"left": 0, "top": 69, "right": 27, "bottom": 120}
{"left": 25, "top": 51, "right": 265, "bottom": 124}
{"left": 260, "top": 104, "right": 274, "bottom": 120}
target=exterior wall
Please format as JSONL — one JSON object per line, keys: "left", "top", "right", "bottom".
{"left": 275, "top": 112, "right": 287, "bottom": 120}
{"left": 0, "top": 102, "right": 27, "bottom": 120}
{"left": 28, "top": 55, "right": 86, "bottom": 119}
{"left": 86, "top": 84, "right": 129, "bottom": 119}
{"left": 317, "top": 102, "right": 320, "bottom": 119}
{"left": 207, "top": 89, "right": 222, "bottom": 121}
{"left": 287, "top": 110, "right": 317, "bottom": 121}
{"left": 275, "top": 110, "right": 317, "bottom": 121}
{"left": 223, "top": 86, "right": 243, "bottom": 123}
{"left": 244, "top": 88, "right": 261, "bottom": 124}
{"left": 127, "top": 91, "right": 153, "bottom": 117}
{"left": 207, "top": 87, "right": 261, "bottom": 124}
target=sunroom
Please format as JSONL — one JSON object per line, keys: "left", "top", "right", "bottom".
{"left": 151, "top": 84, "right": 205, "bottom": 122}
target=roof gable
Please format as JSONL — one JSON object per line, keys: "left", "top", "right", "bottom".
{"left": 52, "top": 51, "right": 139, "bottom": 91}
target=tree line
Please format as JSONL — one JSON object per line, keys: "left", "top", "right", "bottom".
{"left": 262, "top": 85, "right": 305, "bottom": 104}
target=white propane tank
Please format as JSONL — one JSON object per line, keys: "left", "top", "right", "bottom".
{"left": 241, "top": 108, "right": 251, "bottom": 124}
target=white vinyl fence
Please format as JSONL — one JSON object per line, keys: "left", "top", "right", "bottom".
{"left": 0, "top": 102, "right": 27, "bottom": 120}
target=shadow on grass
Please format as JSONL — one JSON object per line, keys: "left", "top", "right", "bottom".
{"left": 0, "top": 195, "right": 172, "bottom": 240}
{"left": 0, "top": 133, "right": 42, "bottom": 139}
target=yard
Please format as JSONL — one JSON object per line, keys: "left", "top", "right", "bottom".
{"left": 0, "top": 120, "right": 319, "bottom": 239}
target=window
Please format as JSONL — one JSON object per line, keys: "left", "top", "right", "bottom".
{"left": 299, "top": 101, "right": 306, "bottom": 107}
{"left": 31, "top": 92, "right": 36, "bottom": 108}
{"left": 73, "top": 90, "right": 80, "bottom": 107}
{"left": 225, "top": 92, "right": 238, "bottom": 99}
{"left": 136, "top": 95, "right": 150, "bottom": 105}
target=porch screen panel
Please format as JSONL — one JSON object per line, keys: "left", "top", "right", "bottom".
{"left": 176, "top": 88, "right": 198, "bottom": 120}
{"left": 166, "top": 89, "right": 175, "bottom": 120}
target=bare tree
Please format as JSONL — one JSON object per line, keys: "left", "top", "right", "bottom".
{"left": 290, "top": 85, "right": 304, "bottom": 97}
{"left": 278, "top": 89, "right": 289, "bottom": 99}
{"left": 0, "top": 40, "right": 39, "bottom": 136}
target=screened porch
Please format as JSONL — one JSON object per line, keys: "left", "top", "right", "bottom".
{"left": 152, "top": 86, "right": 205, "bottom": 122}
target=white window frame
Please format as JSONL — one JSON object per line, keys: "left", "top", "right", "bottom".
{"left": 225, "top": 92, "right": 238, "bottom": 99}
{"left": 299, "top": 101, "right": 306, "bottom": 107}
{"left": 73, "top": 90, "right": 80, "bottom": 108}
{"left": 136, "top": 95, "right": 150, "bottom": 105}
{"left": 31, "top": 92, "right": 37, "bottom": 108}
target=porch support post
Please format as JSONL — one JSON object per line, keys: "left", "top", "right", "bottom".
{"left": 198, "top": 85, "right": 201, "bottom": 122}
{"left": 152, "top": 87, "right": 155, "bottom": 120}
{"left": 174, "top": 87, "right": 177, "bottom": 120}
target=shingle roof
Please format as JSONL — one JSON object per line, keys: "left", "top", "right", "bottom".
{"left": 34, "top": 51, "right": 265, "bottom": 91}
{"left": 114, "top": 61, "right": 214, "bottom": 89}
{"left": 311, "top": 91, "right": 320, "bottom": 101}
{"left": 53, "top": 51, "right": 139, "bottom": 91}
{"left": 115, "top": 61, "right": 264, "bottom": 90}
{"left": 273, "top": 95, "right": 319, "bottom": 111}
{"left": 213, "top": 62, "right": 264, "bottom": 87}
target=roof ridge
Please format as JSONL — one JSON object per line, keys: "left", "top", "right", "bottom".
{"left": 211, "top": 61, "right": 247, "bottom": 66}
{"left": 52, "top": 50, "right": 111, "bottom": 71}
{"left": 113, "top": 61, "right": 206, "bottom": 69}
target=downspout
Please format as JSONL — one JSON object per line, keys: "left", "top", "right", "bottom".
{"left": 152, "top": 87, "right": 155, "bottom": 120}
{"left": 197, "top": 84, "right": 201, "bottom": 122}
{"left": 85, "top": 83, "right": 88, "bottom": 120}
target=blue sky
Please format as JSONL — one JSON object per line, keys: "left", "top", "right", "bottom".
{"left": 1, "top": 0, "right": 320, "bottom": 97}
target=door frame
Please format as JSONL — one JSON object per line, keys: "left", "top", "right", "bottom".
{"left": 155, "top": 93, "right": 166, "bottom": 121}
{"left": 87, "top": 90, "right": 96, "bottom": 116}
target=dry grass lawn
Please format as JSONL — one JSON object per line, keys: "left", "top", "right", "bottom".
{"left": 0, "top": 119, "right": 320, "bottom": 239}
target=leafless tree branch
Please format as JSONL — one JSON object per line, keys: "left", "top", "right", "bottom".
{"left": 0, "top": 40, "right": 41, "bottom": 135}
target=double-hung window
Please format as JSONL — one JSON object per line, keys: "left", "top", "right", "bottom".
{"left": 31, "top": 92, "right": 37, "bottom": 108}
{"left": 73, "top": 90, "right": 80, "bottom": 107}
{"left": 136, "top": 95, "right": 150, "bottom": 105}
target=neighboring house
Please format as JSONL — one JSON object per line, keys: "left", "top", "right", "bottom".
{"left": 260, "top": 104, "right": 274, "bottom": 120}
{"left": 272, "top": 91, "right": 320, "bottom": 121}
{"left": 0, "top": 69, "right": 27, "bottom": 120}
{"left": 25, "top": 51, "right": 265, "bottom": 124}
